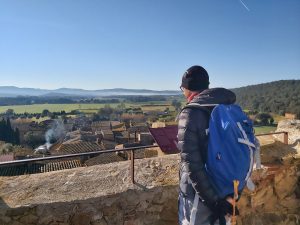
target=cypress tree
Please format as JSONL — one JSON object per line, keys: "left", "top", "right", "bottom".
{"left": 6, "top": 118, "right": 14, "bottom": 143}
{"left": 15, "top": 128, "right": 20, "bottom": 145}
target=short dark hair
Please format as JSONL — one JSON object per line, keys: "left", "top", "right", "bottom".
{"left": 180, "top": 65, "right": 210, "bottom": 91}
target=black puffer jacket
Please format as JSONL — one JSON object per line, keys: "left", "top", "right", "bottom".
{"left": 178, "top": 88, "right": 236, "bottom": 207}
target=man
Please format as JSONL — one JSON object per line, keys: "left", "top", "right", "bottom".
{"left": 177, "top": 65, "right": 238, "bottom": 225}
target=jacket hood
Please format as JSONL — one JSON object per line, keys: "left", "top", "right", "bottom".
{"left": 190, "top": 88, "right": 236, "bottom": 105}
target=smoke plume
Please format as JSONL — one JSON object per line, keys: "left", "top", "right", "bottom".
{"left": 45, "top": 119, "right": 66, "bottom": 148}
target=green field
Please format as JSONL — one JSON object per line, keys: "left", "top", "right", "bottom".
{"left": 254, "top": 125, "right": 277, "bottom": 135}
{"left": 0, "top": 103, "right": 120, "bottom": 114}
{"left": 0, "top": 102, "right": 174, "bottom": 114}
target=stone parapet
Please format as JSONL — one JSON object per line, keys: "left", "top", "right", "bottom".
{"left": 0, "top": 150, "right": 299, "bottom": 225}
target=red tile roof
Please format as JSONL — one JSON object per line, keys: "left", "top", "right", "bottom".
{"left": 0, "top": 153, "right": 14, "bottom": 162}
{"left": 0, "top": 160, "right": 83, "bottom": 176}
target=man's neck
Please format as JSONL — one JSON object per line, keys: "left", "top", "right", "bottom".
{"left": 187, "top": 92, "right": 200, "bottom": 103}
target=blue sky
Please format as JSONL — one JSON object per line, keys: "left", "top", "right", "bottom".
{"left": 0, "top": 0, "right": 299, "bottom": 90}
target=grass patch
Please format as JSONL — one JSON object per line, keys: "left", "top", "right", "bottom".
{"left": 0, "top": 102, "right": 172, "bottom": 114}
{"left": 0, "top": 103, "right": 121, "bottom": 114}
{"left": 254, "top": 125, "right": 277, "bottom": 135}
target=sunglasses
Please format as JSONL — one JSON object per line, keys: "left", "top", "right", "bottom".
{"left": 180, "top": 86, "right": 185, "bottom": 92}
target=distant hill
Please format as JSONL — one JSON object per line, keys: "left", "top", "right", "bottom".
{"left": 232, "top": 80, "right": 300, "bottom": 116}
{"left": 0, "top": 86, "right": 180, "bottom": 97}
{"left": 1, "top": 81, "right": 299, "bottom": 117}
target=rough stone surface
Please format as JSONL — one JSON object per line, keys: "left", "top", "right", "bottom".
{"left": 1, "top": 137, "right": 300, "bottom": 225}
{"left": 276, "top": 119, "right": 300, "bottom": 145}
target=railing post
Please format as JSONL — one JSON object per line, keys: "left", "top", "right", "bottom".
{"left": 283, "top": 132, "right": 288, "bottom": 145}
{"left": 130, "top": 150, "right": 135, "bottom": 184}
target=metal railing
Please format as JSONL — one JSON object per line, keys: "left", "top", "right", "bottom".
{"left": 0, "top": 144, "right": 159, "bottom": 183}
{"left": 0, "top": 131, "right": 290, "bottom": 180}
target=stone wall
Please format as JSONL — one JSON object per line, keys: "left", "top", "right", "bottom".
{"left": 0, "top": 148, "right": 300, "bottom": 225}
{"left": 276, "top": 119, "right": 300, "bottom": 145}
{"left": 0, "top": 185, "right": 178, "bottom": 225}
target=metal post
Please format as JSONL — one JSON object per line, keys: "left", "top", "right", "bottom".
{"left": 283, "top": 132, "right": 288, "bottom": 145}
{"left": 130, "top": 150, "right": 135, "bottom": 183}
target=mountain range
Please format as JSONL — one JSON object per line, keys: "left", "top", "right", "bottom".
{"left": 1, "top": 80, "right": 299, "bottom": 115}
{"left": 0, "top": 86, "right": 180, "bottom": 97}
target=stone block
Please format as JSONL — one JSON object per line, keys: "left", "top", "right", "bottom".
{"left": 251, "top": 184, "right": 275, "bottom": 208}
{"left": 11, "top": 221, "right": 24, "bottom": 225}
{"left": 19, "top": 214, "right": 38, "bottom": 224}
{"left": 279, "top": 196, "right": 300, "bottom": 210}
{"left": 146, "top": 204, "right": 164, "bottom": 213}
{"left": 6, "top": 207, "right": 27, "bottom": 217}
{"left": 38, "top": 215, "right": 53, "bottom": 225}
{"left": 91, "top": 211, "right": 103, "bottom": 222}
{"left": 91, "top": 219, "right": 108, "bottom": 225}
{"left": 71, "top": 212, "right": 92, "bottom": 225}
{"left": 0, "top": 215, "right": 11, "bottom": 224}
{"left": 274, "top": 167, "right": 298, "bottom": 199}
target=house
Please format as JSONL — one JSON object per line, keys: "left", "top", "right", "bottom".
{"left": 0, "top": 159, "right": 83, "bottom": 176}
{"left": 111, "top": 121, "right": 125, "bottom": 130}
{"left": 138, "top": 132, "right": 154, "bottom": 145}
{"left": 63, "top": 130, "right": 103, "bottom": 143}
{"left": 50, "top": 130, "right": 104, "bottom": 155}
{"left": 285, "top": 113, "right": 297, "bottom": 119}
{"left": 52, "top": 141, "right": 103, "bottom": 155}
{"left": 0, "top": 153, "right": 14, "bottom": 163}
{"left": 115, "top": 143, "right": 158, "bottom": 159}
{"left": 84, "top": 152, "right": 125, "bottom": 166}
{"left": 101, "top": 140, "right": 117, "bottom": 150}
{"left": 73, "top": 116, "right": 92, "bottom": 130}
{"left": 127, "top": 122, "right": 149, "bottom": 133}
{"left": 151, "top": 121, "right": 166, "bottom": 128}
{"left": 91, "top": 121, "right": 110, "bottom": 132}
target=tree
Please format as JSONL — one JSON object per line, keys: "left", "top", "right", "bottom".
{"left": 41, "top": 109, "right": 51, "bottom": 117}
{"left": 0, "top": 118, "right": 7, "bottom": 141}
{"left": 117, "top": 102, "right": 126, "bottom": 110}
{"left": 24, "top": 132, "right": 45, "bottom": 148}
{"left": 255, "top": 113, "right": 274, "bottom": 126}
{"left": 6, "top": 118, "right": 14, "bottom": 143}
{"left": 172, "top": 99, "right": 182, "bottom": 111}
{"left": 5, "top": 109, "right": 14, "bottom": 116}
{"left": 234, "top": 80, "right": 300, "bottom": 115}
{"left": 0, "top": 118, "right": 20, "bottom": 145}
{"left": 14, "top": 128, "right": 20, "bottom": 145}
{"left": 0, "top": 143, "right": 13, "bottom": 154}
{"left": 98, "top": 104, "right": 114, "bottom": 120}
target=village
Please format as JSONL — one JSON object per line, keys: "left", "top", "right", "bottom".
{"left": 0, "top": 101, "right": 182, "bottom": 176}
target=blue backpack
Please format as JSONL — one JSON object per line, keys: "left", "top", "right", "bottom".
{"left": 187, "top": 103, "right": 256, "bottom": 198}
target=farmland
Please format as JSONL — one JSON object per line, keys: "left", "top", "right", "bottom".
{"left": 0, "top": 104, "right": 115, "bottom": 114}
{"left": 254, "top": 125, "right": 277, "bottom": 135}
{"left": 0, "top": 102, "right": 176, "bottom": 114}
{"left": 0, "top": 102, "right": 284, "bottom": 136}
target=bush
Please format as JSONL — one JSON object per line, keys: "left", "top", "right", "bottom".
{"left": 0, "top": 143, "right": 14, "bottom": 154}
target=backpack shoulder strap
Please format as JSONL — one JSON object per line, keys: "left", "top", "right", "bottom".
{"left": 182, "top": 103, "right": 218, "bottom": 115}
{"left": 175, "top": 103, "right": 217, "bottom": 122}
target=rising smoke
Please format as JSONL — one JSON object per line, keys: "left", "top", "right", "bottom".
{"left": 45, "top": 119, "right": 66, "bottom": 148}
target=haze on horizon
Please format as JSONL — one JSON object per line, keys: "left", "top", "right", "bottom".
{"left": 0, "top": 0, "right": 299, "bottom": 90}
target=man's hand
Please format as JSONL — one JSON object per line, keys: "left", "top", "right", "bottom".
{"left": 209, "top": 199, "right": 239, "bottom": 225}
{"left": 226, "top": 196, "right": 234, "bottom": 204}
